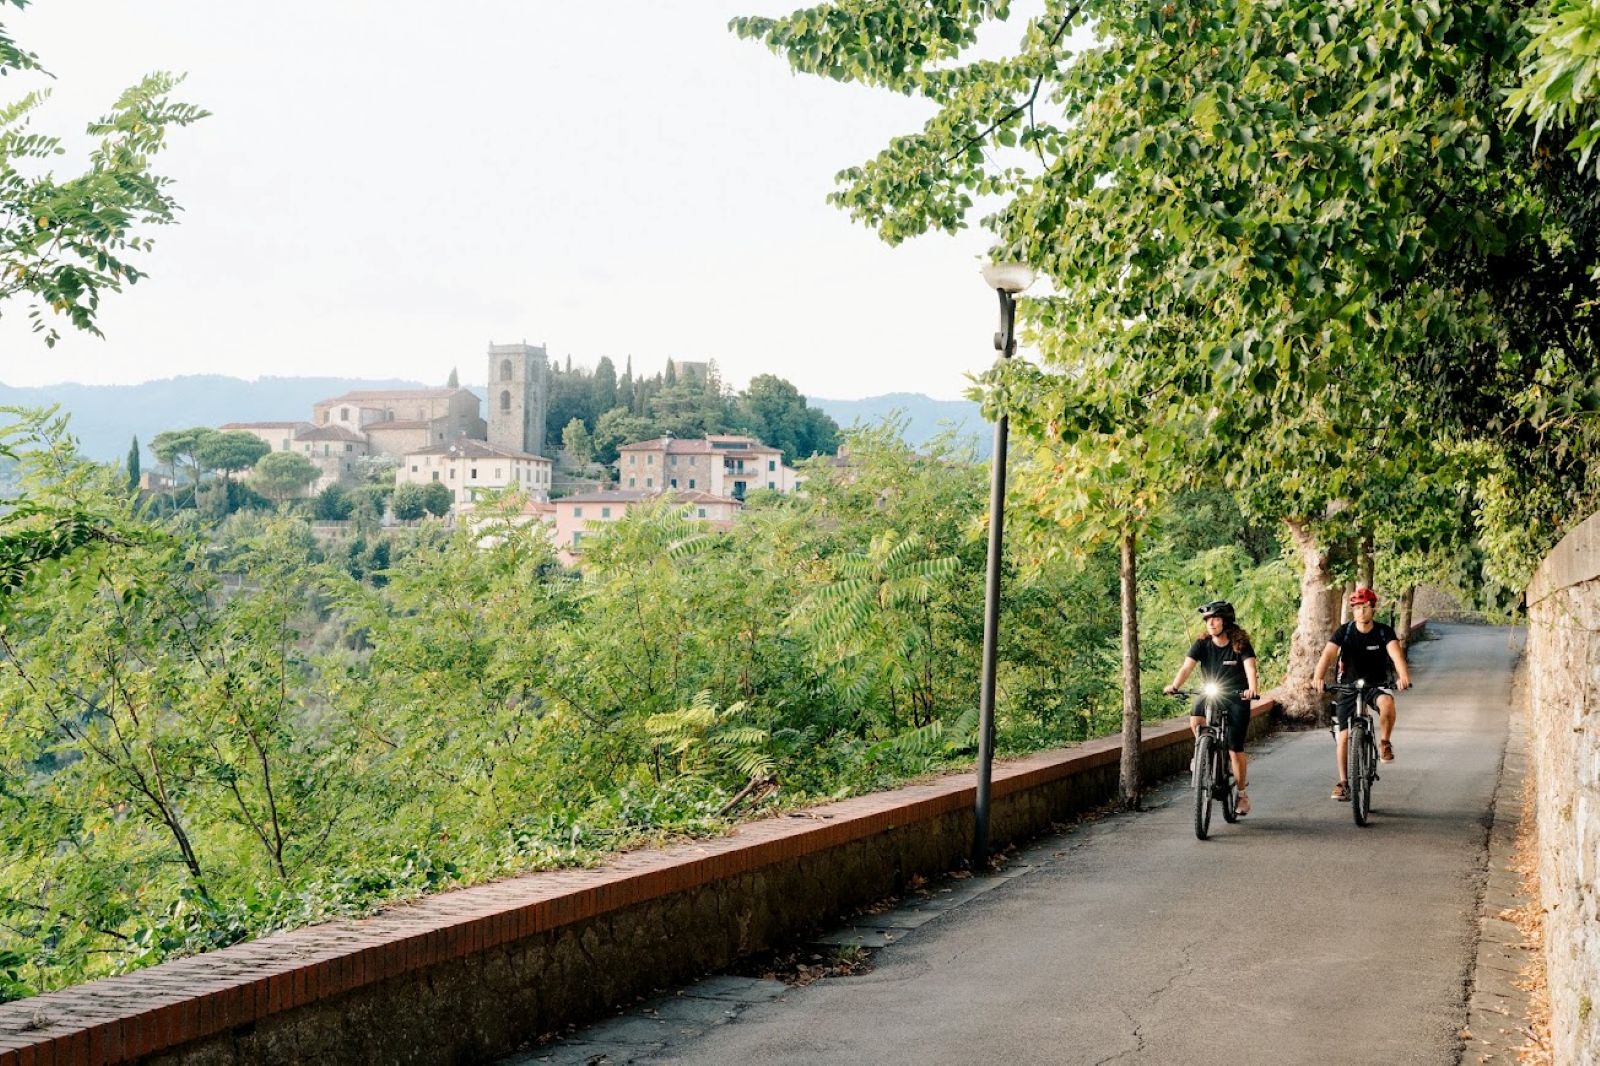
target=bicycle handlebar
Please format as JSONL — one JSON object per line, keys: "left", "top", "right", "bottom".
{"left": 1323, "top": 681, "right": 1395, "bottom": 695}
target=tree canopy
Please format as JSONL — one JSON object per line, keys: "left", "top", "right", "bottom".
{"left": 733, "top": 0, "right": 1600, "bottom": 589}
{"left": 1, "top": 1, "right": 206, "bottom": 345}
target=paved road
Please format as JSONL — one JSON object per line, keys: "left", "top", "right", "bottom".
{"left": 633, "top": 623, "right": 1521, "bottom": 1066}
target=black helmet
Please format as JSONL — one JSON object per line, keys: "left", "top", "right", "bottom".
{"left": 1197, "top": 600, "right": 1236, "bottom": 624}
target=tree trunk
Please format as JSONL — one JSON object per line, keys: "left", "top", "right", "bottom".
{"left": 1398, "top": 584, "right": 1416, "bottom": 646}
{"left": 1283, "top": 518, "right": 1338, "bottom": 720}
{"left": 1118, "top": 529, "right": 1142, "bottom": 807}
{"left": 1358, "top": 535, "right": 1374, "bottom": 591}
{"left": 1339, "top": 579, "right": 1355, "bottom": 626}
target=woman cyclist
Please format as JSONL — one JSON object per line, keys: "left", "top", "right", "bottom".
{"left": 1163, "top": 601, "right": 1261, "bottom": 815}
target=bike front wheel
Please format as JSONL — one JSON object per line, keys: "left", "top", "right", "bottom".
{"left": 1349, "top": 721, "right": 1371, "bottom": 827}
{"left": 1219, "top": 743, "right": 1239, "bottom": 824}
{"left": 1193, "top": 734, "right": 1214, "bottom": 840}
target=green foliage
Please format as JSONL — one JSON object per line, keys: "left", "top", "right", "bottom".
{"left": 195, "top": 431, "right": 269, "bottom": 482}
{"left": 561, "top": 417, "right": 594, "bottom": 466}
{"left": 0, "top": 412, "right": 1324, "bottom": 998}
{"left": 735, "top": 0, "right": 1600, "bottom": 597}
{"left": 125, "top": 435, "right": 140, "bottom": 493}
{"left": 312, "top": 484, "right": 354, "bottom": 522}
{"left": 419, "top": 481, "right": 452, "bottom": 517}
{"left": 253, "top": 451, "right": 317, "bottom": 503}
{"left": 0, "top": 11, "right": 206, "bottom": 346}
{"left": 391, "top": 482, "right": 426, "bottom": 521}
{"left": 1507, "top": 0, "right": 1600, "bottom": 172}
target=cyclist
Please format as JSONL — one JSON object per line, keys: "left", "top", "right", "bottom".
{"left": 1163, "top": 600, "right": 1260, "bottom": 815}
{"left": 1311, "top": 586, "right": 1412, "bottom": 801}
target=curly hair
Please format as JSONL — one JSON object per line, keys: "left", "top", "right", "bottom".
{"left": 1195, "top": 622, "right": 1253, "bottom": 654}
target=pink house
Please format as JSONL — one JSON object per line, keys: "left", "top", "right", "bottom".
{"left": 551, "top": 489, "right": 741, "bottom": 563}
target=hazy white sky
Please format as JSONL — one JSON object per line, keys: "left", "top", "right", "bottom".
{"left": 0, "top": 1, "right": 1056, "bottom": 400}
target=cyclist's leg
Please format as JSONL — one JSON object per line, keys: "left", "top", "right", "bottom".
{"left": 1225, "top": 698, "right": 1251, "bottom": 813}
{"left": 1376, "top": 692, "right": 1397, "bottom": 743}
{"left": 1332, "top": 691, "right": 1356, "bottom": 794}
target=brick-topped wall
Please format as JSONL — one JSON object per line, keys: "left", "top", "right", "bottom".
{"left": 1525, "top": 512, "right": 1600, "bottom": 1064}
{"left": 0, "top": 707, "right": 1273, "bottom": 1066}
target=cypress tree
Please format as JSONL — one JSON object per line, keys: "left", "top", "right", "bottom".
{"left": 127, "top": 436, "right": 141, "bottom": 493}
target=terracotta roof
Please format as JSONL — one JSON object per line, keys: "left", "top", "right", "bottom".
{"left": 407, "top": 438, "right": 550, "bottom": 462}
{"left": 666, "top": 490, "right": 740, "bottom": 506}
{"left": 556, "top": 489, "right": 741, "bottom": 508}
{"left": 619, "top": 435, "right": 782, "bottom": 456}
{"left": 557, "top": 490, "right": 653, "bottom": 505}
{"left": 363, "top": 419, "right": 434, "bottom": 431}
{"left": 316, "top": 387, "right": 472, "bottom": 406}
{"left": 619, "top": 437, "right": 713, "bottom": 454}
{"left": 706, "top": 435, "right": 781, "bottom": 454}
{"left": 220, "top": 421, "right": 313, "bottom": 431}
{"left": 295, "top": 425, "right": 366, "bottom": 442}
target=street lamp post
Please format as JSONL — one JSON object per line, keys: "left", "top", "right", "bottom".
{"left": 973, "top": 261, "right": 1034, "bottom": 870}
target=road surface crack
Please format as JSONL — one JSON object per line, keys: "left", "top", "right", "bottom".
{"left": 1094, "top": 939, "right": 1199, "bottom": 1065}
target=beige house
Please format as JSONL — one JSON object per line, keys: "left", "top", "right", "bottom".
{"left": 398, "top": 437, "right": 553, "bottom": 508}
{"left": 312, "top": 388, "right": 486, "bottom": 458}
{"left": 296, "top": 425, "right": 371, "bottom": 493}
{"left": 219, "top": 421, "right": 315, "bottom": 455}
{"left": 551, "top": 489, "right": 741, "bottom": 561}
{"left": 219, "top": 420, "right": 360, "bottom": 495}
{"left": 617, "top": 434, "right": 796, "bottom": 500}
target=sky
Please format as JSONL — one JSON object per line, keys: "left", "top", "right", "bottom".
{"left": 0, "top": 2, "right": 1060, "bottom": 400}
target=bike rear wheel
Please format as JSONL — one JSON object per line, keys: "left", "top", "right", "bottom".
{"left": 1349, "top": 720, "right": 1371, "bottom": 826}
{"left": 1193, "top": 734, "right": 1214, "bottom": 840}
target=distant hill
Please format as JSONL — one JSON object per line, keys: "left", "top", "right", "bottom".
{"left": 0, "top": 376, "right": 989, "bottom": 463}
{"left": 0, "top": 375, "right": 430, "bottom": 462}
{"left": 809, "top": 392, "right": 988, "bottom": 458}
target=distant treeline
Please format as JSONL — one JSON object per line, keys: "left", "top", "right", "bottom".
{"left": 543, "top": 358, "right": 839, "bottom": 464}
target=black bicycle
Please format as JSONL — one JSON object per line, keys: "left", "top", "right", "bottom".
{"left": 1172, "top": 685, "right": 1239, "bottom": 839}
{"left": 1325, "top": 679, "right": 1389, "bottom": 826}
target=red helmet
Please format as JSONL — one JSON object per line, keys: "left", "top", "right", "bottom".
{"left": 1349, "top": 586, "right": 1378, "bottom": 607}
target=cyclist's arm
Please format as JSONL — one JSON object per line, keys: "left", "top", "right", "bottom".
{"left": 1165, "top": 657, "right": 1198, "bottom": 695}
{"left": 1243, "top": 656, "right": 1260, "bottom": 701}
{"left": 1385, "top": 639, "right": 1412, "bottom": 690}
{"left": 1310, "top": 641, "right": 1340, "bottom": 689}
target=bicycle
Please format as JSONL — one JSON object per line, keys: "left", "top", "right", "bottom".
{"left": 1171, "top": 684, "right": 1240, "bottom": 840}
{"left": 1325, "top": 679, "right": 1389, "bottom": 826}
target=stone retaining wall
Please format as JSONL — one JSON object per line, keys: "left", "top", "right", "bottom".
{"left": 1525, "top": 512, "right": 1600, "bottom": 1065}
{"left": 0, "top": 708, "right": 1274, "bottom": 1066}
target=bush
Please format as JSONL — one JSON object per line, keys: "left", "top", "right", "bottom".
{"left": 391, "top": 483, "right": 426, "bottom": 521}
{"left": 313, "top": 485, "right": 355, "bottom": 521}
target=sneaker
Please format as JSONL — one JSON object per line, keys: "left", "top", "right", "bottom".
{"left": 1331, "top": 782, "right": 1350, "bottom": 801}
{"left": 1236, "top": 791, "right": 1251, "bottom": 816}
{"left": 1380, "top": 740, "right": 1395, "bottom": 762}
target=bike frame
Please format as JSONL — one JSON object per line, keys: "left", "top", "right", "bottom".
{"left": 1326, "top": 679, "right": 1391, "bottom": 825}
{"left": 1173, "top": 687, "right": 1240, "bottom": 838}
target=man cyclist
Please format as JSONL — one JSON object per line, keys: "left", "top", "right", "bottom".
{"left": 1311, "top": 586, "right": 1412, "bottom": 801}
{"left": 1163, "top": 600, "right": 1260, "bottom": 815}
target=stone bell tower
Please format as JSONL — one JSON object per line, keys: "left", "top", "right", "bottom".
{"left": 486, "top": 341, "right": 549, "bottom": 456}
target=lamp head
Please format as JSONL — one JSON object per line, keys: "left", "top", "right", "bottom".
{"left": 981, "top": 261, "right": 1035, "bottom": 294}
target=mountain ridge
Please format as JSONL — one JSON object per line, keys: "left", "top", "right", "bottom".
{"left": 0, "top": 376, "right": 987, "bottom": 462}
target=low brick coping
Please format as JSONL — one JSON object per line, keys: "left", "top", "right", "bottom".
{"left": 0, "top": 706, "right": 1271, "bottom": 1066}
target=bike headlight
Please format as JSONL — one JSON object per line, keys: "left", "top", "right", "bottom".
{"left": 1355, "top": 679, "right": 1366, "bottom": 690}
{"left": 1202, "top": 682, "right": 1220, "bottom": 698}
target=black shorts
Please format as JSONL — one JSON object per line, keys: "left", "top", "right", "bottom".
{"left": 1191, "top": 696, "right": 1250, "bottom": 753}
{"left": 1332, "top": 683, "right": 1392, "bottom": 729}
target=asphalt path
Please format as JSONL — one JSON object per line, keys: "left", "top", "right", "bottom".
{"left": 652, "top": 623, "right": 1521, "bottom": 1065}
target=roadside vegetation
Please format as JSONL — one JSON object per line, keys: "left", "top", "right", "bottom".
{"left": 0, "top": 408, "right": 1311, "bottom": 998}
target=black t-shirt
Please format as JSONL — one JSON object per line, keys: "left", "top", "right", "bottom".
{"left": 1186, "top": 636, "right": 1256, "bottom": 694}
{"left": 1331, "top": 621, "right": 1399, "bottom": 682}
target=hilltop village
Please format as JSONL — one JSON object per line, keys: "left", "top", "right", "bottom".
{"left": 146, "top": 342, "right": 812, "bottom": 561}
